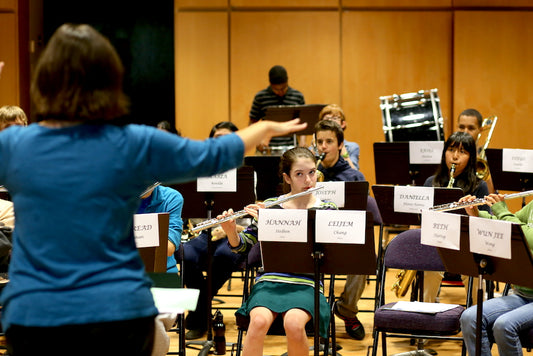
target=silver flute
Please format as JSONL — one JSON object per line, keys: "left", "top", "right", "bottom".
{"left": 429, "top": 190, "right": 533, "bottom": 212}
{"left": 191, "top": 185, "right": 325, "bottom": 233}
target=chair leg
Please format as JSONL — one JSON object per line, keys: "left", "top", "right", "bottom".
{"left": 371, "top": 331, "right": 379, "bottom": 356}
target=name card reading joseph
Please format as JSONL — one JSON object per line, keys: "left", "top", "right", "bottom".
{"left": 394, "top": 186, "right": 434, "bottom": 213}
{"left": 315, "top": 181, "right": 345, "bottom": 207}
{"left": 258, "top": 209, "right": 308, "bottom": 242}
{"left": 502, "top": 149, "right": 533, "bottom": 173}
{"left": 197, "top": 168, "right": 237, "bottom": 192}
{"left": 134, "top": 213, "right": 160, "bottom": 248}
{"left": 409, "top": 141, "right": 444, "bottom": 164}
{"left": 421, "top": 210, "right": 461, "bottom": 250}
{"left": 315, "top": 210, "right": 366, "bottom": 244}
{"left": 469, "top": 216, "right": 512, "bottom": 259}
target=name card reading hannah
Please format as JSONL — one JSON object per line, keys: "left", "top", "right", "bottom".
{"left": 409, "top": 141, "right": 444, "bottom": 164}
{"left": 134, "top": 213, "right": 160, "bottom": 248}
{"left": 421, "top": 210, "right": 461, "bottom": 250}
{"left": 394, "top": 186, "right": 435, "bottom": 213}
{"left": 315, "top": 181, "right": 346, "bottom": 207}
{"left": 258, "top": 209, "right": 308, "bottom": 242}
{"left": 197, "top": 168, "right": 237, "bottom": 192}
{"left": 469, "top": 216, "right": 512, "bottom": 259}
{"left": 315, "top": 210, "right": 366, "bottom": 244}
{"left": 502, "top": 149, "right": 533, "bottom": 173}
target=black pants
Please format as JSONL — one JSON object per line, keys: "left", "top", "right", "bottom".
{"left": 5, "top": 316, "right": 155, "bottom": 356}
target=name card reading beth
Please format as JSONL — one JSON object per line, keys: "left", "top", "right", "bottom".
{"left": 394, "top": 186, "right": 434, "bottom": 213}
{"left": 421, "top": 210, "right": 461, "bottom": 250}
{"left": 258, "top": 209, "right": 308, "bottom": 242}
{"left": 315, "top": 181, "right": 345, "bottom": 207}
{"left": 315, "top": 210, "right": 366, "bottom": 244}
{"left": 469, "top": 216, "right": 512, "bottom": 259}
{"left": 409, "top": 141, "right": 444, "bottom": 164}
{"left": 502, "top": 149, "right": 533, "bottom": 173}
{"left": 134, "top": 213, "right": 160, "bottom": 248}
{"left": 197, "top": 168, "right": 237, "bottom": 192}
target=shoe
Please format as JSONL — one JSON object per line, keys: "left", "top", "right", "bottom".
{"left": 185, "top": 328, "right": 207, "bottom": 340}
{"left": 333, "top": 302, "right": 365, "bottom": 340}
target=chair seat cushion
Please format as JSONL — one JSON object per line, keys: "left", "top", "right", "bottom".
{"left": 374, "top": 302, "right": 464, "bottom": 335}
{"left": 521, "top": 327, "right": 533, "bottom": 348}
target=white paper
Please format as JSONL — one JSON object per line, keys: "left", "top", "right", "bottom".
{"left": 469, "top": 216, "right": 512, "bottom": 259}
{"left": 421, "top": 210, "right": 461, "bottom": 250}
{"left": 409, "top": 141, "right": 444, "bottom": 164}
{"left": 258, "top": 209, "right": 308, "bottom": 242}
{"left": 151, "top": 287, "right": 200, "bottom": 314}
{"left": 197, "top": 168, "right": 237, "bottom": 192}
{"left": 394, "top": 186, "right": 435, "bottom": 213}
{"left": 315, "top": 210, "right": 366, "bottom": 244}
{"left": 315, "top": 181, "right": 345, "bottom": 207}
{"left": 134, "top": 213, "right": 160, "bottom": 248}
{"left": 389, "top": 301, "right": 460, "bottom": 314}
{"left": 502, "top": 148, "right": 533, "bottom": 173}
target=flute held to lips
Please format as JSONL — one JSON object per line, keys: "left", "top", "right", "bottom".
{"left": 429, "top": 190, "right": 533, "bottom": 212}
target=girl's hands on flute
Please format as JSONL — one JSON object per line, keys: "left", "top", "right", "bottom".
{"left": 458, "top": 195, "right": 480, "bottom": 217}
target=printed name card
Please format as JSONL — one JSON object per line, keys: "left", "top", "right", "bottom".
{"left": 409, "top": 141, "right": 444, "bottom": 164}
{"left": 258, "top": 209, "right": 308, "bottom": 242}
{"left": 502, "top": 149, "right": 533, "bottom": 173}
{"left": 197, "top": 168, "right": 237, "bottom": 192}
{"left": 315, "top": 210, "right": 366, "bottom": 244}
{"left": 315, "top": 181, "right": 346, "bottom": 207}
{"left": 421, "top": 210, "right": 461, "bottom": 250}
{"left": 134, "top": 213, "right": 160, "bottom": 248}
{"left": 394, "top": 186, "right": 435, "bottom": 213}
{"left": 469, "top": 216, "right": 512, "bottom": 259}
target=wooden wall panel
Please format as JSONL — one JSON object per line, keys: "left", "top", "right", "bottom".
{"left": 175, "top": 12, "right": 229, "bottom": 139}
{"left": 0, "top": 12, "right": 19, "bottom": 107}
{"left": 230, "top": 11, "right": 341, "bottom": 131}
{"left": 453, "top": 0, "right": 533, "bottom": 7}
{"left": 343, "top": 0, "right": 451, "bottom": 8}
{"left": 341, "top": 11, "right": 453, "bottom": 186}
{"left": 231, "top": 0, "right": 338, "bottom": 7}
{"left": 453, "top": 11, "right": 533, "bottom": 150}
{"left": 176, "top": 0, "right": 228, "bottom": 9}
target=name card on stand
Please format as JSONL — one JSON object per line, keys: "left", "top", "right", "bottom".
{"left": 394, "top": 186, "right": 434, "bottom": 213}
{"left": 134, "top": 213, "right": 160, "bottom": 248}
{"left": 409, "top": 141, "right": 444, "bottom": 164}
{"left": 197, "top": 168, "right": 237, "bottom": 192}
{"left": 469, "top": 216, "right": 512, "bottom": 259}
{"left": 502, "top": 148, "right": 533, "bottom": 173}
{"left": 258, "top": 209, "right": 307, "bottom": 242}
{"left": 315, "top": 210, "right": 366, "bottom": 244}
{"left": 421, "top": 210, "right": 461, "bottom": 250}
{"left": 315, "top": 181, "right": 345, "bottom": 207}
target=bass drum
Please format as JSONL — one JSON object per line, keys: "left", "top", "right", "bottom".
{"left": 380, "top": 88, "right": 444, "bottom": 142}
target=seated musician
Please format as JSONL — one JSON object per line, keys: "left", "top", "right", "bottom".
{"left": 218, "top": 147, "right": 335, "bottom": 356}
{"left": 0, "top": 105, "right": 28, "bottom": 131}
{"left": 459, "top": 193, "right": 533, "bottom": 356}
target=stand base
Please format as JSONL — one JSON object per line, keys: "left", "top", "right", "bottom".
{"left": 391, "top": 350, "right": 435, "bottom": 356}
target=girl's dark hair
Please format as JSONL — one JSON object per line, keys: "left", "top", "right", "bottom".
{"left": 209, "top": 121, "right": 239, "bottom": 138}
{"left": 432, "top": 131, "right": 480, "bottom": 194}
{"left": 279, "top": 147, "right": 317, "bottom": 193}
{"left": 31, "top": 23, "right": 129, "bottom": 121}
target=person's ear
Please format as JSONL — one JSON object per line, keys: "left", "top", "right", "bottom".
{"left": 282, "top": 172, "right": 291, "bottom": 185}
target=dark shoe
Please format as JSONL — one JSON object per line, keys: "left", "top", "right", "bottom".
{"left": 333, "top": 302, "right": 365, "bottom": 340}
{"left": 185, "top": 328, "right": 207, "bottom": 340}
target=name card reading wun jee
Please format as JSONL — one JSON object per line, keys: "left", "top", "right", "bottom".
{"left": 421, "top": 210, "right": 461, "bottom": 250}
{"left": 469, "top": 216, "right": 512, "bottom": 259}
{"left": 133, "top": 213, "right": 160, "bottom": 248}
{"left": 394, "top": 186, "right": 434, "bottom": 213}
{"left": 196, "top": 168, "right": 237, "bottom": 192}
{"left": 258, "top": 209, "right": 308, "bottom": 243}
{"left": 315, "top": 181, "right": 345, "bottom": 207}
{"left": 409, "top": 141, "right": 444, "bottom": 164}
{"left": 315, "top": 210, "right": 366, "bottom": 244}
{"left": 502, "top": 148, "right": 533, "bottom": 173}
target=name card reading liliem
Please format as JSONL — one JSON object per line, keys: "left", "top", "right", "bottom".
{"left": 469, "top": 216, "right": 512, "bottom": 259}
{"left": 421, "top": 210, "right": 461, "bottom": 250}
{"left": 134, "top": 213, "right": 160, "bottom": 248}
{"left": 197, "top": 168, "right": 237, "bottom": 192}
{"left": 315, "top": 210, "right": 366, "bottom": 244}
{"left": 258, "top": 209, "right": 308, "bottom": 242}
{"left": 315, "top": 181, "right": 345, "bottom": 207}
{"left": 502, "top": 148, "right": 533, "bottom": 173}
{"left": 409, "top": 141, "right": 444, "bottom": 164}
{"left": 394, "top": 186, "right": 435, "bottom": 213}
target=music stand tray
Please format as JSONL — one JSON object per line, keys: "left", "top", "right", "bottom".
{"left": 486, "top": 148, "right": 533, "bottom": 192}
{"left": 264, "top": 104, "right": 326, "bottom": 136}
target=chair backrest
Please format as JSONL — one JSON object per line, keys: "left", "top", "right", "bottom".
{"left": 384, "top": 229, "right": 445, "bottom": 271}
{"left": 367, "top": 195, "right": 383, "bottom": 226}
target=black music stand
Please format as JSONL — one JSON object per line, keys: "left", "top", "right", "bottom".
{"left": 264, "top": 104, "right": 326, "bottom": 136}
{"left": 486, "top": 148, "right": 533, "bottom": 195}
{"left": 260, "top": 211, "right": 376, "bottom": 356}
{"left": 436, "top": 215, "right": 533, "bottom": 356}
{"left": 373, "top": 142, "right": 440, "bottom": 186}
{"left": 169, "top": 166, "right": 255, "bottom": 356}
{"left": 137, "top": 213, "right": 170, "bottom": 273}
{"left": 243, "top": 156, "right": 281, "bottom": 201}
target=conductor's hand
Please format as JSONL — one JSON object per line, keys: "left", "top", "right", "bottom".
{"left": 459, "top": 195, "right": 480, "bottom": 217}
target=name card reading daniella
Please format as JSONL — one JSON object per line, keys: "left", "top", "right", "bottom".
{"left": 409, "top": 141, "right": 444, "bottom": 164}
{"left": 315, "top": 210, "right": 366, "bottom": 244}
{"left": 315, "top": 181, "right": 346, "bottom": 207}
{"left": 502, "top": 148, "right": 533, "bottom": 173}
{"left": 394, "top": 186, "right": 435, "bottom": 213}
{"left": 196, "top": 168, "right": 237, "bottom": 192}
{"left": 469, "top": 216, "right": 512, "bottom": 259}
{"left": 258, "top": 209, "right": 308, "bottom": 242}
{"left": 421, "top": 210, "right": 461, "bottom": 250}
{"left": 133, "top": 213, "right": 160, "bottom": 248}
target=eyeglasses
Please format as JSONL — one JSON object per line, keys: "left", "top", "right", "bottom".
{"left": 323, "top": 115, "right": 343, "bottom": 122}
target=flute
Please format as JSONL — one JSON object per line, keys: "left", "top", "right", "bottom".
{"left": 191, "top": 185, "right": 325, "bottom": 233}
{"left": 429, "top": 190, "right": 533, "bottom": 212}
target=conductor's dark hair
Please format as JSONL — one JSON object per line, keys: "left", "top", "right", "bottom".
{"left": 268, "top": 65, "right": 288, "bottom": 85}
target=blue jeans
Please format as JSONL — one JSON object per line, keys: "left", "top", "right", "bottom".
{"left": 460, "top": 293, "right": 533, "bottom": 355}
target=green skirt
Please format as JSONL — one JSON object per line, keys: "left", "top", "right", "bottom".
{"left": 235, "top": 281, "right": 331, "bottom": 338}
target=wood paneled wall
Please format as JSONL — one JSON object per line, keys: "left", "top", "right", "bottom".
{"left": 0, "top": 0, "right": 20, "bottom": 107}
